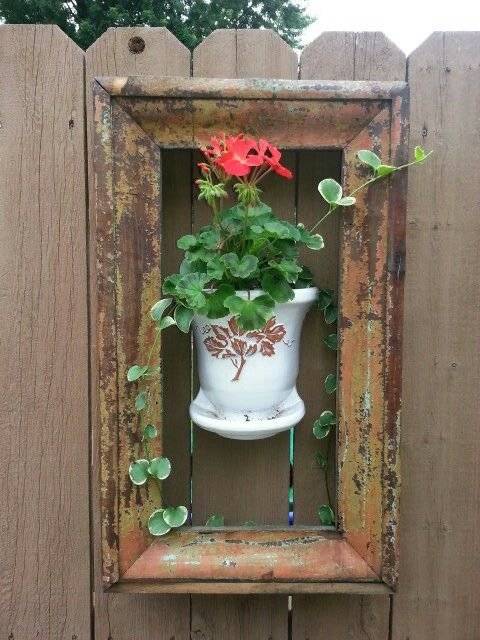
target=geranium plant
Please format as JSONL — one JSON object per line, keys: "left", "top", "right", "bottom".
{"left": 126, "top": 133, "right": 431, "bottom": 536}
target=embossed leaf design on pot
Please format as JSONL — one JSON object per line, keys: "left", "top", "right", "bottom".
{"left": 203, "top": 316, "right": 287, "bottom": 381}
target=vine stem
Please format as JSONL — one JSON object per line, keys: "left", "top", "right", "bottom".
{"left": 309, "top": 152, "right": 433, "bottom": 233}
{"left": 324, "top": 433, "right": 333, "bottom": 508}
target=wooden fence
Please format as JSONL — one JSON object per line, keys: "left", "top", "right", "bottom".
{"left": 0, "top": 25, "right": 479, "bottom": 640}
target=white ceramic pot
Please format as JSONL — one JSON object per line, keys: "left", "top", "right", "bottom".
{"left": 189, "top": 287, "right": 318, "bottom": 439}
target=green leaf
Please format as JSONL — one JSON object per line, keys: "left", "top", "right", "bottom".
{"left": 158, "top": 315, "right": 176, "bottom": 331}
{"left": 318, "top": 178, "right": 342, "bottom": 204}
{"left": 224, "top": 294, "right": 275, "bottom": 331}
{"left": 414, "top": 145, "right": 426, "bottom": 162}
{"left": 243, "top": 520, "right": 257, "bottom": 526}
{"left": 163, "top": 505, "right": 188, "bottom": 528}
{"left": 205, "top": 514, "right": 225, "bottom": 527}
{"left": 295, "top": 265, "right": 314, "bottom": 289}
{"left": 127, "top": 365, "right": 149, "bottom": 382}
{"left": 319, "top": 410, "right": 337, "bottom": 426}
{"left": 174, "top": 304, "right": 194, "bottom": 333}
{"left": 318, "top": 504, "right": 335, "bottom": 526}
{"left": 148, "top": 509, "right": 171, "bottom": 536}
{"left": 312, "top": 420, "right": 331, "bottom": 440}
{"left": 206, "top": 256, "right": 225, "bottom": 280}
{"left": 337, "top": 196, "right": 356, "bottom": 206}
{"left": 314, "top": 409, "right": 335, "bottom": 442}
{"left": 357, "top": 149, "right": 382, "bottom": 170}
{"left": 269, "top": 258, "right": 303, "bottom": 284}
{"left": 198, "top": 228, "right": 220, "bottom": 249}
{"left": 135, "top": 391, "right": 148, "bottom": 412}
{"left": 324, "top": 304, "right": 337, "bottom": 324}
{"left": 375, "top": 164, "right": 396, "bottom": 177}
{"left": 317, "top": 289, "right": 334, "bottom": 311}
{"left": 177, "top": 234, "right": 198, "bottom": 250}
{"left": 148, "top": 456, "right": 171, "bottom": 480}
{"left": 162, "top": 274, "right": 181, "bottom": 296}
{"left": 261, "top": 270, "right": 294, "bottom": 303}
{"left": 203, "top": 284, "right": 236, "bottom": 319}
{"left": 150, "top": 298, "right": 172, "bottom": 322}
{"left": 176, "top": 273, "right": 210, "bottom": 309}
{"left": 324, "top": 373, "right": 337, "bottom": 394}
{"left": 142, "top": 424, "right": 157, "bottom": 440}
{"left": 323, "top": 333, "right": 338, "bottom": 350}
{"left": 315, "top": 452, "right": 328, "bottom": 470}
{"left": 129, "top": 459, "right": 149, "bottom": 485}
{"left": 297, "top": 224, "right": 325, "bottom": 250}
{"left": 222, "top": 253, "right": 259, "bottom": 279}
{"left": 264, "top": 220, "right": 300, "bottom": 241}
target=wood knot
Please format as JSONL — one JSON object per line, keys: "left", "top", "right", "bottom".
{"left": 128, "top": 36, "right": 145, "bottom": 54}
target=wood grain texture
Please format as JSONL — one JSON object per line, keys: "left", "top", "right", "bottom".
{"left": 191, "top": 29, "right": 296, "bottom": 640}
{"left": 292, "top": 31, "right": 406, "bottom": 640}
{"left": 0, "top": 25, "right": 90, "bottom": 639}
{"left": 86, "top": 27, "right": 191, "bottom": 640}
{"left": 392, "top": 32, "right": 480, "bottom": 640}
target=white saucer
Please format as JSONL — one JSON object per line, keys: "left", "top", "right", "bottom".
{"left": 189, "top": 389, "right": 305, "bottom": 440}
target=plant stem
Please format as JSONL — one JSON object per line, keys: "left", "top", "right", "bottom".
{"left": 324, "top": 432, "right": 333, "bottom": 508}
{"left": 309, "top": 152, "right": 433, "bottom": 233}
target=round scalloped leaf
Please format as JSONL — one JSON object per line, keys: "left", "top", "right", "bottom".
{"left": 127, "top": 365, "right": 148, "bottom": 382}
{"left": 163, "top": 505, "right": 189, "bottom": 528}
{"left": 338, "top": 196, "right": 356, "bottom": 207}
{"left": 142, "top": 424, "right": 157, "bottom": 440}
{"left": 177, "top": 234, "right": 198, "bottom": 250}
{"left": 313, "top": 420, "right": 331, "bottom": 440}
{"left": 148, "top": 456, "right": 171, "bottom": 480}
{"left": 375, "top": 164, "right": 396, "bottom": 177}
{"left": 129, "top": 459, "right": 150, "bottom": 485}
{"left": 317, "top": 289, "right": 334, "bottom": 311}
{"left": 148, "top": 509, "right": 172, "bottom": 536}
{"left": 135, "top": 391, "right": 148, "bottom": 412}
{"left": 414, "top": 146, "right": 426, "bottom": 162}
{"left": 324, "top": 304, "right": 338, "bottom": 324}
{"left": 318, "top": 410, "right": 336, "bottom": 427}
{"left": 261, "top": 270, "right": 294, "bottom": 303}
{"left": 323, "top": 333, "right": 338, "bottom": 350}
{"left": 318, "top": 178, "right": 342, "bottom": 204}
{"left": 357, "top": 149, "right": 382, "bottom": 170}
{"left": 318, "top": 504, "right": 335, "bottom": 526}
{"left": 324, "top": 373, "right": 337, "bottom": 395}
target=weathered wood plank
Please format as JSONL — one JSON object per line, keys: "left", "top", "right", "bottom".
{"left": 0, "top": 24, "right": 91, "bottom": 639}
{"left": 292, "top": 30, "right": 406, "bottom": 640}
{"left": 392, "top": 31, "right": 480, "bottom": 640}
{"left": 191, "top": 28, "right": 296, "bottom": 640}
{"left": 86, "top": 26, "right": 191, "bottom": 640}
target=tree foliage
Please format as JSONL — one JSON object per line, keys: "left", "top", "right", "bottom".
{"left": 0, "top": 0, "right": 314, "bottom": 50}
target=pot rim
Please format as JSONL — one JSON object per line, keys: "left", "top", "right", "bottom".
{"left": 230, "top": 286, "right": 318, "bottom": 304}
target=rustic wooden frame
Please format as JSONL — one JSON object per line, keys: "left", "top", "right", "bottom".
{"left": 92, "top": 76, "right": 408, "bottom": 594}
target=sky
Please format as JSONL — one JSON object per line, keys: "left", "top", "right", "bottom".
{"left": 301, "top": 0, "right": 480, "bottom": 54}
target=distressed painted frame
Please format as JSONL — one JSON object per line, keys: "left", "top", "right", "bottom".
{"left": 92, "top": 77, "right": 408, "bottom": 594}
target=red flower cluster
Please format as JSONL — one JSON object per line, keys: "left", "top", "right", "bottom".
{"left": 200, "top": 134, "right": 293, "bottom": 180}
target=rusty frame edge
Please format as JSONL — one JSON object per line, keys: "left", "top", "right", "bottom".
{"left": 109, "top": 580, "right": 393, "bottom": 595}
{"left": 92, "top": 77, "right": 407, "bottom": 593}
{"left": 96, "top": 75, "right": 408, "bottom": 101}
{"left": 92, "top": 79, "right": 120, "bottom": 588}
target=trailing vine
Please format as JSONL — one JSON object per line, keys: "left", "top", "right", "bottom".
{"left": 313, "top": 288, "right": 338, "bottom": 526}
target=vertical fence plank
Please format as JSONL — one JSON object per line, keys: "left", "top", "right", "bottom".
{"left": 190, "top": 28, "right": 297, "bottom": 640}
{"left": 86, "top": 27, "right": 191, "bottom": 640}
{"left": 0, "top": 24, "right": 91, "bottom": 639}
{"left": 392, "top": 32, "right": 480, "bottom": 640}
{"left": 292, "top": 31, "right": 406, "bottom": 640}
